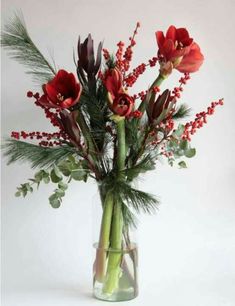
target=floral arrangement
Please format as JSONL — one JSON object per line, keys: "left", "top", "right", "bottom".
{"left": 2, "top": 14, "right": 223, "bottom": 302}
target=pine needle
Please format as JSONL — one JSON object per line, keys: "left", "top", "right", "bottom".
{"left": 1, "top": 12, "right": 56, "bottom": 83}
{"left": 2, "top": 139, "right": 77, "bottom": 169}
{"left": 115, "top": 181, "right": 159, "bottom": 215}
{"left": 173, "top": 104, "right": 191, "bottom": 120}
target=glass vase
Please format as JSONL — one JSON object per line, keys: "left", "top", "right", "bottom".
{"left": 92, "top": 186, "right": 138, "bottom": 302}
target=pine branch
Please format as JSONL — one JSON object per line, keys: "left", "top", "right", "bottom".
{"left": 115, "top": 181, "right": 159, "bottom": 215}
{"left": 1, "top": 12, "right": 56, "bottom": 83}
{"left": 121, "top": 201, "right": 138, "bottom": 229}
{"left": 125, "top": 153, "right": 156, "bottom": 181}
{"left": 2, "top": 139, "right": 77, "bottom": 169}
{"left": 79, "top": 85, "right": 110, "bottom": 152}
{"left": 172, "top": 104, "right": 191, "bottom": 120}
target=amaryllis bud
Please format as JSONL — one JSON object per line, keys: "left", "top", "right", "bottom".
{"left": 38, "top": 70, "right": 82, "bottom": 109}
{"left": 57, "top": 110, "right": 80, "bottom": 145}
{"left": 156, "top": 25, "right": 204, "bottom": 74}
{"left": 77, "top": 34, "right": 102, "bottom": 85}
{"left": 147, "top": 89, "right": 174, "bottom": 123}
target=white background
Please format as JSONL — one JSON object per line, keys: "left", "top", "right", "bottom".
{"left": 1, "top": 0, "right": 235, "bottom": 305}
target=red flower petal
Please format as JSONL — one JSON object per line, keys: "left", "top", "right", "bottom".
{"left": 73, "top": 83, "right": 82, "bottom": 103}
{"left": 166, "top": 25, "right": 176, "bottom": 41}
{"left": 171, "top": 45, "right": 191, "bottom": 59}
{"left": 45, "top": 83, "right": 59, "bottom": 104}
{"left": 176, "top": 28, "right": 190, "bottom": 42}
{"left": 161, "top": 39, "right": 175, "bottom": 60}
{"left": 156, "top": 31, "right": 165, "bottom": 48}
{"left": 104, "top": 68, "right": 122, "bottom": 98}
{"left": 61, "top": 97, "right": 74, "bottom": 108}
{"left": 176, "top": 43, "right": 204, "bottom": 73}
{"left": 38, "top": 94, "right": 55, "bottom": 108}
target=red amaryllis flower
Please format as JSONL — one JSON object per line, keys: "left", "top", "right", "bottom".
{"left": 112, "top": 93, "right": 134, "bottom": 117}
{"left": 38, "top": 69, "right": 82, "bottom": 109}
{"left": 156, "top": 25, "right": 204, "bottom": 73}
{"left": 103, "top": 68, "right": 134, "bottom": 116}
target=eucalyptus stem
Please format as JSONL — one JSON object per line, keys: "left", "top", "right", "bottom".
{"left": 102, "top": 118, "right": 125, "bottom": 294}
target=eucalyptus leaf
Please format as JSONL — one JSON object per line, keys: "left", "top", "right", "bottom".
{"left": 50, "top": 166, "right": 63, "bottom": 183}
{"left": 58, "top": 181, "right": 68, "bottom": 190}
{"left": 42, "top": 176, "right": 50, "bottom": 184}
{"left": 173, "top": 124, "right": 185, "bottom": 138}
{"left": 71, "top": 169, "right": 87, "bottom": 181}
{"left": 15, "top": 191, "right": 21, "bottom": 197}
{"left": 178, "top": 161, "right": 187, "bottom": 168}
{"left": 55, "top": 189, "right": 65, "bottom": 197}
{"left": 179, "top": 139, "right": 189, "bottom": 151}
{"left": 185, "top": 148, "right": 196, "bottom": 158}
{"left": 58, "top": 160, "right": 72, "bottom": 176}
{"left": 49, "top": 194, "right": 61, "bottom": 208}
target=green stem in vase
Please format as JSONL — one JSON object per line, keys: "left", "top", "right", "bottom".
{"left": 102, "top": 118, "right": 126, "bottom": 295}
{"left": 103, "top": 198, "right": 123, "bottom": 294}
{"left": 95, "top": 190, "right": 114, "bottom": 282}
{"left": 116, "top": 119, "right": 126, "bottom": 176}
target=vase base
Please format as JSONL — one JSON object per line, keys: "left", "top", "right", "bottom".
{"left": 93, "top": 281, "right": 138, "bottom": 302}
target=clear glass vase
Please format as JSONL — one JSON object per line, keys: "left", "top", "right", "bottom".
{"left": 92, "top": 187, "right": 138, "bottom": 302}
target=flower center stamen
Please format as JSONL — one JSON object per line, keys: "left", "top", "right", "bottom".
{"left": 57, "top": 93, "right": 64, "bottom": 101}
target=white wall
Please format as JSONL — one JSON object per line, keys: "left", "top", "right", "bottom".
{"left": 1, "top": 0, "right": 235, "bottom": 305}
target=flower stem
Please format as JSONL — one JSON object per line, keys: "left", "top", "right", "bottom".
{"left": 102, "top": 118, "right": 126, "bottom": 295}
{"left": 76, "top": 112, "right": 103, "bottom": 179}
{"left": 103, "top": 199, "right": 123, "bottom": 294}
{"left": 116, "top": 119, "right": 126, "bottom": 175}
{"left": 138, "top": 73, "right": 166, "bottom": 113}
{"left": 95, "top": 190, "right": 114, "bottom": 282}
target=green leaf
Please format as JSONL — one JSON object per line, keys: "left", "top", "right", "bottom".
{"left": 71, "top": 169, "right": 87, "bottom": 181}
{"left": 185, "top": 148, "right": 196, "bottom": 158}
{"left": 179, "top": 139, "right": 189, "bottom": 151}
{"left": 42, "top": 176, "right": 50, "bottom": 184}
{"left": 54, "top": 189, "right": 65, "bottom": 197}
{"left": 178, "top": 161, "right": 187, "bottom": 168}
{"left": 50, "top": 166, "right": 63, "bottom": 183}
{"left": 58, "top": 181, "right": 68, "bottom": 190}
{"left": 173, "top": 124, "right": 185, "bottom": 138}
{"left": 15, "top": 191, "right": 21, "bottom": 197}
{"left": 49, "top": 194, "right": 61, "bottom": 208}
{"left": 58, "top": 160, "right": 72, "bottom": 176}
{"left": 21, "top": 186, "right": 27, "bottom": 197}
{"left": 168, "top": 158, "right": 174, "bottom": 167}
{"left": 34, "top": 171, "right": 43, "bottom": 182}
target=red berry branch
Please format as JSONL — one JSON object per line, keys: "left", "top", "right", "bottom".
{"left": 182, "top": 99, "right": 224, "bottom": 141}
